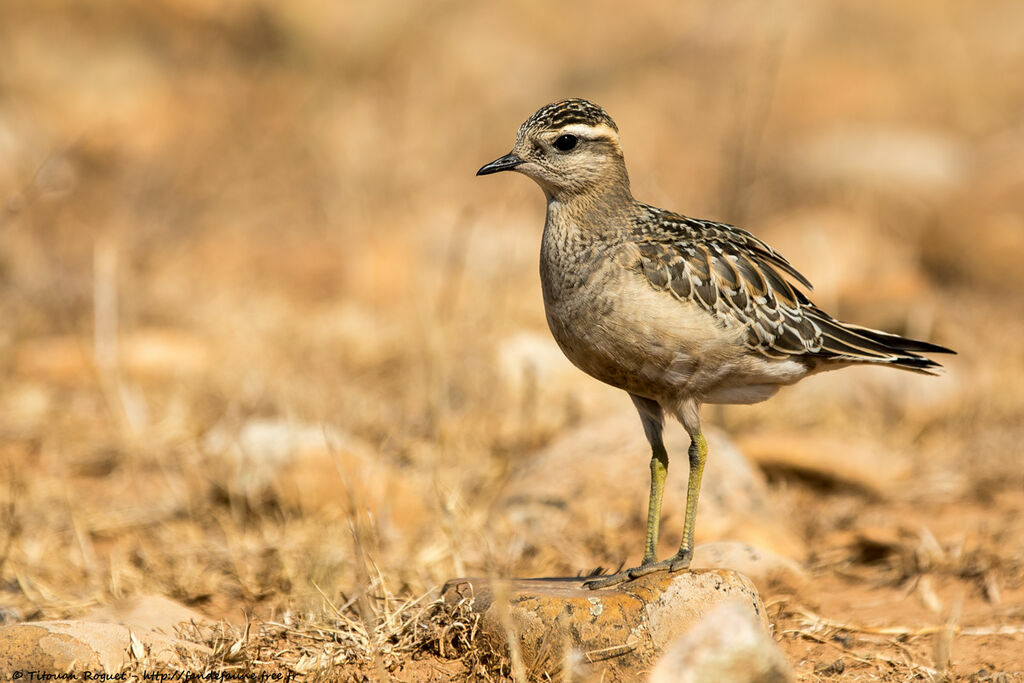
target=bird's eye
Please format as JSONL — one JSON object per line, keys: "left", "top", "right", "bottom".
{"left": 553, "top": 134, "right": 578, "bottom": 152}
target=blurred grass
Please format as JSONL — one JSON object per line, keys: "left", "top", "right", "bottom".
{"left": 1, "top": 0, "right": 1023, "bottom": 678}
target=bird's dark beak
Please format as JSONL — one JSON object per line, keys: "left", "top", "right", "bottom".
{"left": 477, "top": 152, "right": 523, "bottom": 176}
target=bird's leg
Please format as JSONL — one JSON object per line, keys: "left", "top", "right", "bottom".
{"left": 610, "top": 432, "right": 706, "bottom": 580}
{"left": 666, "top": 431, "right": 707, "bottom": 569}
{"left": 584, "top": 396, "right": 667, "bottom": 590}
{"left": 641, "top": 440, "right": 669, "bottom": 565}
{"left": 585, "top": 404, "right": 705, "bottom": 590}
{"left": 630, "top": 394, "right": 668, "bottom": 566}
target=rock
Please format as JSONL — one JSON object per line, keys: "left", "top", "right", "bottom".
{"left": 84, "top": 594, "right": 213, "bottom": 638}
{"left": 692, "top": 542, "right": 810, "bottom": 596}
{"left": 496, "top": 331, "right": 621, "bottom": 438}
{"left": 499, "top": 411, "right": 805, "bottom": 573}
{"left": 0, "top": 617, "right": 211, "bottom": 673}
{"left": 201, "top": 418, "right": 427, "bottom": 538}
{"left": 306, "top": 302, "right": 404, "bottom": 368}
{"left": 734, "top": 431, "right": 910, "bottom": 498}
{"left": 441, "top": 569, "right": 766, "bottom": 680}
{"left": 0, "top": 595, "right": 213, "bottom": 672}
{"left": 0, "top": 621, "right": 140, "bottom": 672}
{"left": 648, "top": 601, "right": 793, "bottom": 683}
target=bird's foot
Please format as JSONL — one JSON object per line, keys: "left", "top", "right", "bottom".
{"left": 582, "top": 550, "right": 692, "bottom": 590}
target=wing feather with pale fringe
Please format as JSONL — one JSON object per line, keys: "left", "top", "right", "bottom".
{"left": 631, "top": 206, "right": 955, "bottom": 373}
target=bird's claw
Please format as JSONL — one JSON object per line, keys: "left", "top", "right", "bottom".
{"left": 582, "top": 551, "right": 693, "bottom": 590}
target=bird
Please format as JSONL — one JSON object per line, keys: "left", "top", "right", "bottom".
{"left": 476, "top": 98, "right": 955, "bottom": 590}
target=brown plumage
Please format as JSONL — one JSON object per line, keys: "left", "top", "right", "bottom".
{"left": 630, "top": 205, "right": 952, "bottom": 370}
{"left": 478, "top": 98, "right": 954, "bottom": 589}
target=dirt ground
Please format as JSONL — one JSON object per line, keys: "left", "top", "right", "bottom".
{"left": 2, "top": 1, "right": 1023, "bottom": 680}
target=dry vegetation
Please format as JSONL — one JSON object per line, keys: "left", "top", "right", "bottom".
{"left": 1, "top": 0, "right": 1023, "bottom": 680}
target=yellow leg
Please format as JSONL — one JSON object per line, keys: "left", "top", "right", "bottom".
{"left": 642, "top": 442, "right": 669, "bottom": 565}
{"left": 583, "top": 414, "right": 703, "bottom": 591}
{"left": 670, "top": 431, "right": 707, "bottom": 567}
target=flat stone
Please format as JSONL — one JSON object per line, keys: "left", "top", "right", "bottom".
{"left": 440, "top": 569, "right": 766, "bottom": 680}
{"left": 84, "top": 594, "right": 215, "bottom": 638}
{"left": 201, "top": 418, "right": 427, "bottom": 536}
{"left": 734, "top": 431, "right": 910, "bottom": 498}
{"left": 0, "top": 595, "right": 214, "bottom": 673}
{"left": 496, "top": 330, "right": 622, "bottom": 438}
{"left": 692, "top": 542, "right": 810, "bottom": 597}
{"left": 649, "top": 601, "right": 793, "bottom": 683}
{"left": 0, "top": 619, "right": 207, "bottom": 672}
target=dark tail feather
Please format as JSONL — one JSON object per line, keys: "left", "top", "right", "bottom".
{"left": 841, "top": 323, "right": 956, "bottom": 355}
{"left": 810, "top": 311, "right": 955, "bottom": 375}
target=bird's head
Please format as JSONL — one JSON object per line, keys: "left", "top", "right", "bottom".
{"left": 477, "top": 98, "right": 630, "bottom": 201}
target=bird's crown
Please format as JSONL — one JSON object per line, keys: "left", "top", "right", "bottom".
{"left": 520, "top": 98, "right": 618, "bottom": 136}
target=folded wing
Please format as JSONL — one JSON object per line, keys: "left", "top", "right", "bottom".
{"left": 632, "top": 208, "right": 954, "bottom": 373}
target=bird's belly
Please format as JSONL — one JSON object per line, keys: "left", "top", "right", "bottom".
{"left": 543, "top": 277, "right": 752, "bottom": 401}
{"left": 546, "top": 310, "right": 679, "bottom": 397}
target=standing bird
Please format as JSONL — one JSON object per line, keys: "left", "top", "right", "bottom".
{"left": 477, "top": 98, "right": 954, "bottom": 589}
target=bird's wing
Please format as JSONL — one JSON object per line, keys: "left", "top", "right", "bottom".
{"left": 631, "top": 209, "right": 949, "bottom": 369}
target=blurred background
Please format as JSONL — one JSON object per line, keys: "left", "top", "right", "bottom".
{"left": 1, "top": 0, "right": 1022, "bottom": 678}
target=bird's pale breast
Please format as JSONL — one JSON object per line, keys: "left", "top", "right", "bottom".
{"left": 542, "top": 249, "right": 778, "bottom": 402}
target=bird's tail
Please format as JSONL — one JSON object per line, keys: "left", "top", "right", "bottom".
{"left": 808, "top": 311, "right": 956, "bottom": 375}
